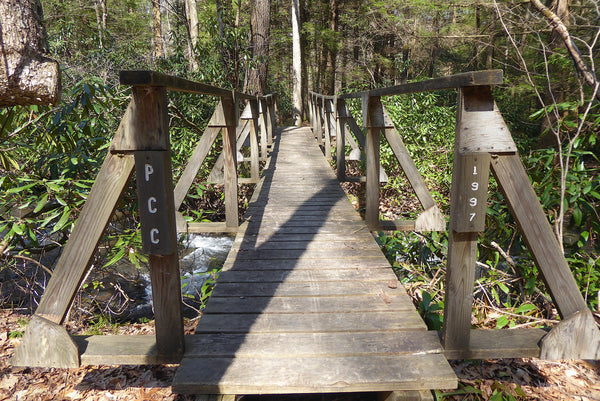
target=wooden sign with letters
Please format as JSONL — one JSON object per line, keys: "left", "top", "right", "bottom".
{"left": 135, "top": 151, "right": 177, "bottom": 255}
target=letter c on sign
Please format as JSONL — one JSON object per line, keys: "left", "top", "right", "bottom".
{"left": 148, "top": 197, "right": 157, "bottom": 213}
{"left": 150, "top": 228, "right": 160, "bottom": 244}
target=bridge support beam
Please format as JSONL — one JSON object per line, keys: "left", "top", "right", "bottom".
{"left": 222, "top": 96, "right": 239, "bottom": 230}
{"left": 364, "top": 94, "right": 382, "bottom": 229}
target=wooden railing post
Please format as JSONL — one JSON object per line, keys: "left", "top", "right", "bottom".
{"left": 323, "top": 98, "right": 333, "bottom": 160}
{"left": 335, "top": 97, "right": 346, "bottom": 181}
{"left": 442, "top": 86, "right": 493, "bottom": 351}
{"left": 248, "top": 98, "right": 260, "bottom": 183}
{"left": 131, "top": 85, "right": 184, "bottom": 358}
{"left": 265, "top": 95, "right": 274, "bottom": 146}
{"left": 365, "top": 95, "right": 383, "bottom": 229}
{"left": 313, "top": 94, "right": 319, "bottom": 134}
{"left": 309, "top": 93, "right": 315, "bottom": 129}
{"left": 309, "top": 93, "right": 315, "bottom": 131}
{"left": 316, "top": 97, "right": 323, "bottom": 143}
{"left": 271, "top": 93, "right": 278, "bottom": 134}
{"left": 259, "top": 97, "right": 269, "bottom": 161}
{"left": 221, "top": 95, "right": 239, "bottom": 229}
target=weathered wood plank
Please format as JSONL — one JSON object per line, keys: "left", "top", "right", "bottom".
{"left": 442, "top": 94, "right": 480, "bottom": 351}
{"left": 222, "top": 257, "right": 392, "bottom": 271}
{"left": 12, "top": 316, "right": 79, "bottom": 368}
{"left": 231, "top": 239, "right": 379, "bottom": 251}
{"left": 540, "top": 309, "right": 600, "bottom": 360}
{"left": 246, "top": 204, "right": 357, "bottom": 214}
{"left": 207, "top": 118, "right": 250, "bottom": 184}
{"left": 119, "top": 70, "right": 257, "bottom": 99}
{"left": 381, "top": 106, "right": 437, "bottom": 212}
{"left": 366, "top": 96, "right": 382, "bottom": 228}
{"left": 149, "top": 253, "right": 184, "bottom": 357}
{"left": 239, "top": 225, "right": 371, "bottom": 235}
{"left": 203, "top": 294, "right": 414, "bottom": 314}
{"left": 74, "top": 328, "right": 548, "bottom": 366}
{"left": 173, "top": 104, "right": 223, "bottom": 208}
{"left": 491, "top": 154, "right": 588, "bottom": 318}
{"left": 226, "top": 248, "right": 385, "bottom": 260}
{"left": 210, "top": 280, "right": 403, "bottom": 298}
{"left": 235, "top": 233, "right": 378, "bottom": 243}
{"left": 35, "top": 152, "right": 135, "bottom": 324}
{"left": 185, "top": 222, "right": 238, "bottom": 234}
{"left": 184, "top": 331, "right": 443, "bottom": 358}
{"left": 339, "top": 70, "right": 503, "bottom": 99}
{"left": 442, "top": 328, "right": 547, "bottom": 360}
{"left": 222, "top": 96, "right": 239, "bottom": 229}
{"left": 245, "top": 215, "right": 364, "bottom": 225}
{"left": 248, "top": 99, "right": 260, "bottom": 182}
{"left": 131, "top": 86, "right": 184, "bottom": 358}
{"left": 193, "top": 312, "right": 427, "bottom": 334}
{"left": 75, "top": 335, "right": 181, "bottom": 365}
{"left": 458, "top": 86, "right": 516, "bottom": 154}
{"left": 173, "top": 354, "right": 457, "bottom": 394}
{"left": 377, "top": 220, "right": 417, "bottom": 232}
{"left": 217, "top": 268, "right": 396, "bottom": 282}
{"left": 110, "top": 86, "right": 170, "bottom": 151}
{"left": 336, "top": 98, "right": 347, "bottom": 180}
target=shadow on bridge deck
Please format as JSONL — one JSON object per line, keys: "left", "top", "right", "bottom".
{"left": 172, "top": 127, "right": 456, "bottom": 396}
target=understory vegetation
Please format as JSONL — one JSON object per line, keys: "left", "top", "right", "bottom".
{"left": 340, "top": 89, "right": 600, "bottom": 333}
{"left": 1, "top": 0, "right": 599, "bottom": 332}
{"left": 1, "top": 1, "right": 600, "bottom": 399}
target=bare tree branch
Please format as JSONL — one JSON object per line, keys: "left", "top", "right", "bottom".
{"left": 528, "top": 0, "right": 600, "bottom": 102}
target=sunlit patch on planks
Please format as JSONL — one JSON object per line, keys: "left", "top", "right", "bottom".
{"left": 172, "top": 127, "right": 457, "bottom": 396}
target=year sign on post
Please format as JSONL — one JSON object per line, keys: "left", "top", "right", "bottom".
{"left": 454, "top": 153, "right": 490, "bottom": 233}
{"left": 135, "top": 151, "right": 177, "bottom": 255}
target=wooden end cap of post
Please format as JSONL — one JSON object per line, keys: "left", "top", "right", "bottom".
{"left": 458, "top": 86, "right": 516, "bottom": 155}
{"left": 111, "top": 87, "right": 170, "bottom": 152}
{"left": 415, "top": 206, "right": 446, "bottom": 232}
{"left": 540, "top": 309, "right": 600, "bottom": 360}
{"left": 11, "top": 315, "right": 79, "bottom": 368}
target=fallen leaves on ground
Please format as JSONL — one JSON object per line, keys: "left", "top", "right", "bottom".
{"left": 2, "top": 309, "right": 600, "bottom": 400}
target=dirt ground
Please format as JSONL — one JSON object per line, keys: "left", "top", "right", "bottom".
{"left": 1, "top": 310, "right": 599, "bottom": 401}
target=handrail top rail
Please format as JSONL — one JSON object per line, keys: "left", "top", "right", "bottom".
{"left": 120, "top": 70, "right": 276, "bottom": 101}
{"left": 310, "top": 70, "right": 503, "bottom": 100}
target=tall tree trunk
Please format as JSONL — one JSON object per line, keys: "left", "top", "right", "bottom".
{"left": 216, "top": 0, "right": 226, "bottom": 41}
{"left": 0, "top": 0, "right": 60, "bottom": 106}
{"left": 94, "top": 0, "right": 107, "bottom": 49}
{"left": 324, "top": 0, "right": 338, "bottom": 94}
{"left": 152, "top": 0, "right": 165, "bottom": 59}
{"left": 428, "top": 9, "right": 440, "bottom": 77}
{"left": 184, "top": 0, "right": 199, "bottom": 70}
{"left": 300, "top": 0, "right": 309, "bottom": 120}
{"left": 246, "top": 0, "right": 271, "bottom": 95}
{"left": 292, "top": 0, "right": 302, "bottom": 125}
{"left": 215, "top": 0, "right": 228, "bottom": 69}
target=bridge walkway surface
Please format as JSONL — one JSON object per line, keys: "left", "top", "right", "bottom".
{"left": 172, "top": 126, "right": 457, "bottom": 396}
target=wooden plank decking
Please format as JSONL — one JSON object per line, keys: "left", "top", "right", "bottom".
{"left": 172, "top": 127, "right": 457, "bottom": 395}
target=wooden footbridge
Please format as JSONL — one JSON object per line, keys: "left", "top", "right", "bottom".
{"left": 173, "top": 126, "right": 456, "bottom": 395}
{"left": 12, "top": 70, "right": 600, "bottom": 400}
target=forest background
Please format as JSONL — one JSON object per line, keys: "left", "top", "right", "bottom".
{"left": 0, "top": 0, "right": 599, "bottom": 395}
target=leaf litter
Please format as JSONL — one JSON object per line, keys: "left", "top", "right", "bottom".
{"left": 2, "top": 310, "right": 599, "bottom": 400}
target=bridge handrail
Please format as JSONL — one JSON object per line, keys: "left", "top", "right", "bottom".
{"left": 337, "top": 70, "right": 503, "bottom": 99}
{"left": 120, "top": 70, "right": 278, "bottom": 102}
{"left": 308, "top": 68, "right": 599, "bottom": 360}
{"left": 15, "top": 70, "right": 278, "bottom": 367}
